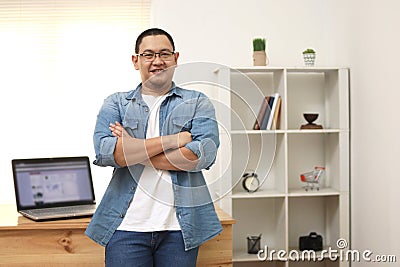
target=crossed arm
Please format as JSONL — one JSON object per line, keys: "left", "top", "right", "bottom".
{"left": 111, "top": 122, "right": 199, "bottom": 171}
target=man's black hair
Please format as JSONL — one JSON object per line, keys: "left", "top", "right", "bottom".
{"left": 135, "top": 28, "right": 175, "bottom": 54}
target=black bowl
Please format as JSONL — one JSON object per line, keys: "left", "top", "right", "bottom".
{"left": 303, "top": 113, "right": 319, "bottom": 124}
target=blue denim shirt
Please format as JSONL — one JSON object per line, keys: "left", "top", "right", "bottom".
{"left": 85, "top": 83, "right": 222, "bottom": 250}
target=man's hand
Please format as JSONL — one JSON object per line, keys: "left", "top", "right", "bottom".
{"left": 109, "top": 121, "right": 129, "bottom": 138}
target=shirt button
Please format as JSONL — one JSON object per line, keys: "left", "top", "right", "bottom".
{"left": 119, "top": 213, "right": 124, "bottom": 218}
{"left": 131, "top": 186, "right": 135, "bottom": 191}
{"left": 145, "top": 107, "right": 149, "bottom": 112}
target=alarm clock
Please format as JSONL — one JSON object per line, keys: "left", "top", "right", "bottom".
{"left": 242, "top": 172, "right": 260, "bottom": 193}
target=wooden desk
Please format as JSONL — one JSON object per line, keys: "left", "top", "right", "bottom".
{"left": 0, "top": 205, "right": 234, "bottom": 267}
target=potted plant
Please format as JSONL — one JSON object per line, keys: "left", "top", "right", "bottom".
{"left": 302, "top": 48, "right": 316, "bottom": 66}
{"left": 253, "top": 38, "right": 267, "bottom": 66}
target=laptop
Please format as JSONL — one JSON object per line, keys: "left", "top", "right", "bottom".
{"left": 12, "top": 156, "right": 97, "bottom": 221}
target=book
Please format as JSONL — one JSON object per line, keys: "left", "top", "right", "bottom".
{"left": 260, "top": 96, "right": 274, "bottom": 130}
{"left": 253, "top": 97, "right": 269, "bottom": 130}
{"left": 271, "top": 96, "right": 281, "bottom": 130}
{"left": 266, "top": 93, "right": 280, "bottom": 130}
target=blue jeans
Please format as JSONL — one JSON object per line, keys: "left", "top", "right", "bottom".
{"left": 105, "top": 230, "right": 199, "bottom": 267}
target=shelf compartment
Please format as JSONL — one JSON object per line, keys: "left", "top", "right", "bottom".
{"left": 233, "top": 198, "right": 286, "bottom": 260}
{"left": 288, "top": 196, "right": 339, "bottom": 251}
{"left": 287, "top": 133, "right": 342, "bottom": 191}
{"left": 231, "top": 133, "right": 285, "bottom": 194}
{"left": 228, "top": 69, "right": 285, "bottom": 131}
{"left": 286, "top": 70, "right": 342, "bottom": 130}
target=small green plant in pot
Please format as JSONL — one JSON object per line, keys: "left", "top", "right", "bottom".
{"left": 303, "top": 48, "right": 316, "bottom": 66}
{"left": 253, "top": 38, "right": 267, "bottom": 66}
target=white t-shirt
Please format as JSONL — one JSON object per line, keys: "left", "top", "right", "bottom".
{"left": 117, "top": 94, "right": 181, "bottom": 231}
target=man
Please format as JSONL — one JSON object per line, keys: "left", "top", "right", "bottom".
{"left": 85, "top": 28, "right": 222, "bottom": 267}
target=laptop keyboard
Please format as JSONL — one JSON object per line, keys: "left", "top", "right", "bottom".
{"left": 24, "top": 205, "right": 96, "bottom": 217}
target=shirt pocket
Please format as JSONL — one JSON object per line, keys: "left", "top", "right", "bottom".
{"left": 123, "top": 118, "right": 139, "bottom": 137}
{"left": 172, "top": 116, "right": 193, "bottom": 133}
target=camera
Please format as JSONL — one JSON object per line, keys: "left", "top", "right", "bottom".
{"left": 299, "top": 232, "right": 323, "bottom": 251}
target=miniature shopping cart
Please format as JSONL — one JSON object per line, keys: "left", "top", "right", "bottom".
{"left": 300, "top": 166, "right": 325, "bottom": 191}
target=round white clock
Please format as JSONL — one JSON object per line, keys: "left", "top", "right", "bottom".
{"left": 242, "top": 172, "right": 260, "bottom": 193}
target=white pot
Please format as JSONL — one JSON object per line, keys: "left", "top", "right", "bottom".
{"left": 303, "top": 53, "right": 316, "bottom": 66}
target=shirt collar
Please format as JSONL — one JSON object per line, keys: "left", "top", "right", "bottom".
{"left": 125, "top": 82, "right": 183, "bottom": 102}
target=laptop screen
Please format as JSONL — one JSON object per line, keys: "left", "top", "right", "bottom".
{"left": 12, "top": 156, "right": 96, "bottom": 210}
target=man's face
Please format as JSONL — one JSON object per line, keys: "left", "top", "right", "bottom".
{"left": 132, "top": 35, "right": 179, "bottom": 89}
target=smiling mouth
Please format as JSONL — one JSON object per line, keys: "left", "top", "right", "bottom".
{"left": 150, "top": 69, "right": 165, "bottom": 74}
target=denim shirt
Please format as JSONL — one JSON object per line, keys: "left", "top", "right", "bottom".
{"left": 85, "top": 83, "right": 222, "bottom": 250}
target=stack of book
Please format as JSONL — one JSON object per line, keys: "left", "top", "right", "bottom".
{"left": 253, "top": 93, "right": 281, "bottom": 130}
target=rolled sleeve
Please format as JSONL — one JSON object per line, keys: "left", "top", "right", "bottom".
{"left": 93, "top": 93, "right": 124, "bottom": 168}
{"left": 93, "top": 136, "right": 120, "bottom": 168}
{"left": 185, "top": 138, "right": 218, "bottom": 171}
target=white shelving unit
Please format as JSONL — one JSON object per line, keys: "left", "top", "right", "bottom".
{"left": 213, "top": 66, "right": 350, "bottom": 267}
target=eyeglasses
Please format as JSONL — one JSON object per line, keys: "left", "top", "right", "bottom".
{"left": 136, "top": 51, "right": 175, "bottom": 61}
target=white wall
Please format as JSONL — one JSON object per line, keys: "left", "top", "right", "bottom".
{"left": 152, "top": 0, "right": 337, "bottom": 67}
{"left": 325, "top": 0, "right": 400, "bottom": 264}
{"left": 344, "top": 0, "right": 400, "bottom": 264}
